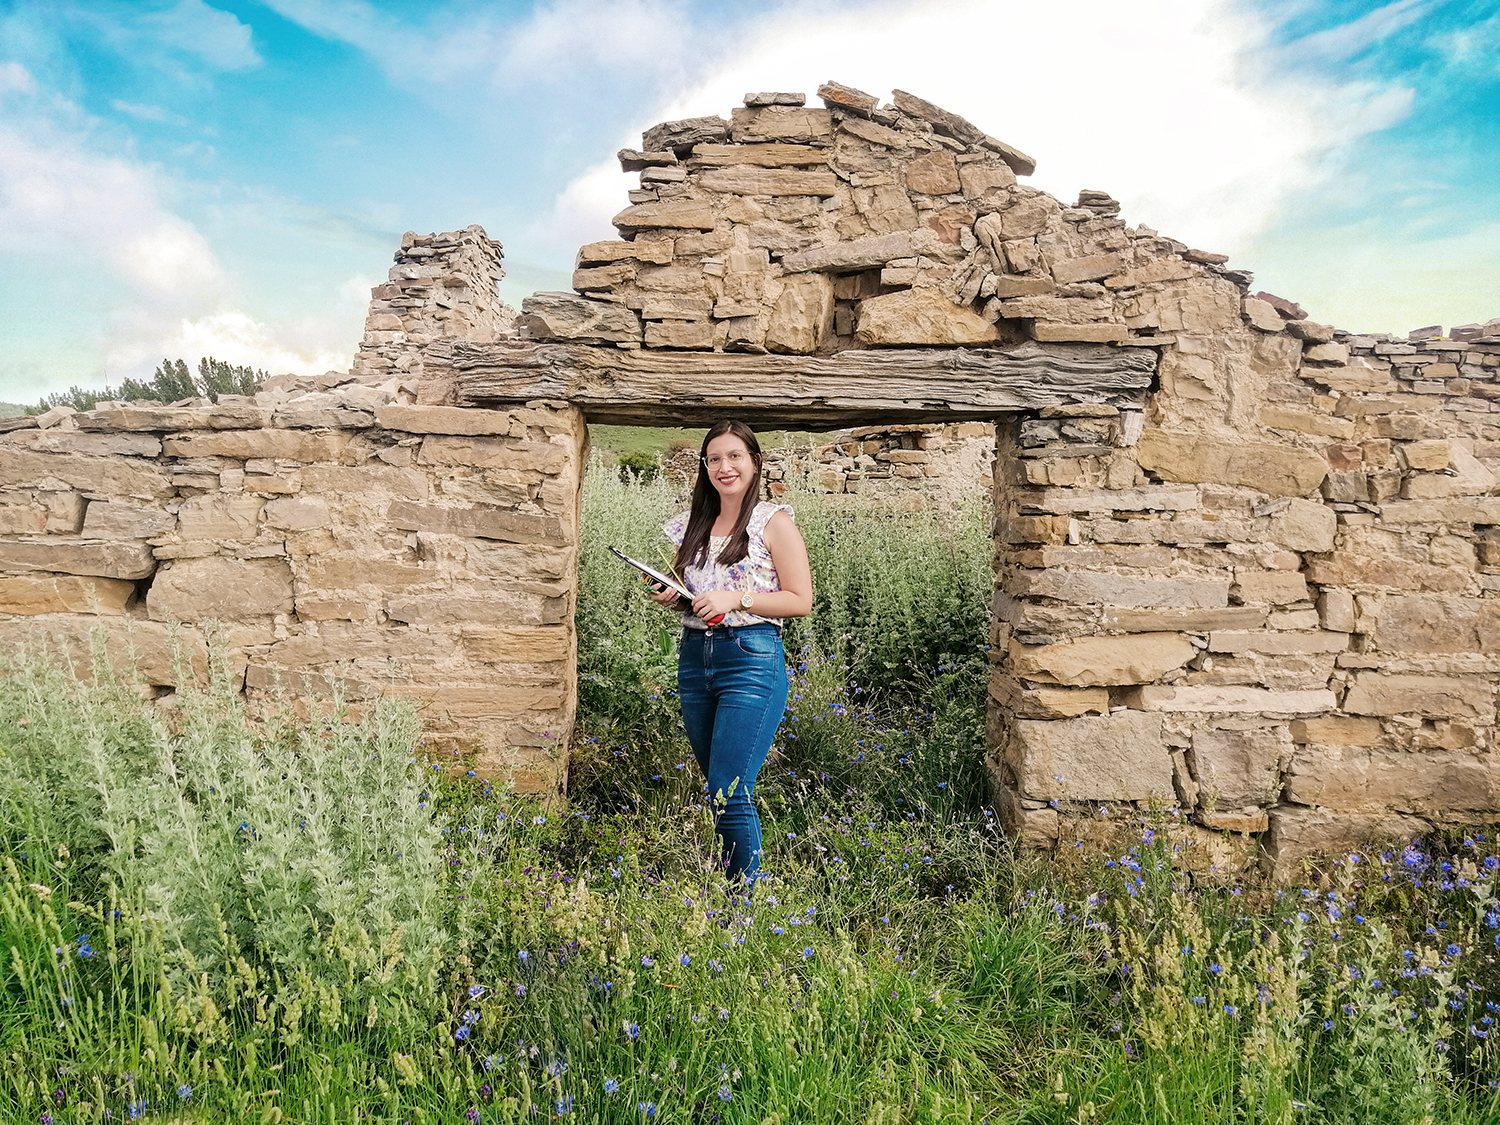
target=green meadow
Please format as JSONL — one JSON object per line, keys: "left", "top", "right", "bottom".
{"left": 3, "top": 461, "right": 1500, "bottom": 1123}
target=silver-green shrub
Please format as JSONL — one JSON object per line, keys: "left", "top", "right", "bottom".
{"left": 0, "top": 637, "right": 447, "bottom": 1030}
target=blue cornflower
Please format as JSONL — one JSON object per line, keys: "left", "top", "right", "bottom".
{"left": 1224, "top": 1005, "right": 1238, "bottom": 1016}
{"left": 546, "top": 1060, "right": 568, "bottom": 1077}
{"left": 1448, "top": 943, "right": 1462, "bottom": 956}
{"left": 176, "top": 1085, "right": 191, "bottom": 1099}
{"left": 464, "top": 1009, "right": 480, "bottom": 1024}
{"left": 604, "top": 1078, "right": 620, "bottom": 1094}
{"left": 556, "top": 1095, "right": 573, "bottom": 1114}
{"left": 718, "top": 1084, "right": 733, "bottom": 1102}
{"left": 803, "top": 947, "right": 814, "bottom": 959}
{"left": 772, "top": 926, "right": 785, "bottom": 935}
{"left": 624, "top": 1021, "right": 640, "bottom": 1039}
{"left": 679, "top": 953, "right": 691, "bottom": 967}
{"left": 518, "top": 950, "right": 531, "bottom": 964}
{"left": 469, "top": 984, "right": 486, "bottom": 998}
{"left": 641, "top": 956, "right": 654, "bottom": 967}
{"left": 455, "top": 1025, "right": 471, "bottom": 1041}
{"left": 708, "top": 959, "right": 723, "bottom": 973}
{"left": 639, "top": 1101, "right": 657, "bottom": 1116}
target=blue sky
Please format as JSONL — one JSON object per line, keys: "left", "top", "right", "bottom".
{"left": 1, "top": 0, "right": 1497, "bottom": 400}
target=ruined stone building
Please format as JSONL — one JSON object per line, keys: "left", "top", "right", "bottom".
{"left": 4, "top": 82, "right": 1499, "bottom": 877}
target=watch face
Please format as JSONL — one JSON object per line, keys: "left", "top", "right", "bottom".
{"left": 740, "top": 593, "right": 754, "bottom": 609}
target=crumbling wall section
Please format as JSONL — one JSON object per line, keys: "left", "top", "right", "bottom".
{"left": 0, "top": 364, "right": 582, "bottom": 794}
{"left": 351, "top": 225, "right": 517, "bottom": 395}
{"left": 515, "top": 83, "right": 1219, "bottom": 358}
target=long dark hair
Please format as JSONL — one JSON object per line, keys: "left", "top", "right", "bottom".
{"left": 674, "top": 420, "right": 764, "bottom": 573}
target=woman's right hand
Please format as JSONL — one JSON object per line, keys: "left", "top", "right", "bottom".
{"left": 645, "top": 578, "right": 681, "bottom": 606}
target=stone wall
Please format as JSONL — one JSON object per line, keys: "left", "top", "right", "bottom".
{"left": 990, "top": 315, "right": 1500, "bottom": 878}
{"left": 494, "top": 79, "right": 1500, "bottom": 877}
{"left": 0, "top": 287, "right": 583, "bottom": 793}
{"left": 9, "top": 76, "right": 1500, "bottom": 875}
{"left": 509, "top": 82, "right": 1205, "bottom": 360}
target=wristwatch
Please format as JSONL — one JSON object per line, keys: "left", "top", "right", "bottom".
{"left": 740, "top": 593, "right": 755, "bottom": 610}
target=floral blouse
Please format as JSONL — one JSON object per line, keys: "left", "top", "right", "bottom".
{"left": 663, "top": 501, "right": 794, "bottom": 629}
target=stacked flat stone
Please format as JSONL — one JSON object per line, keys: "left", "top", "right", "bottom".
{"left": 519, "top": 83, "right": 1241, "bottom": 356}
{"left": 351, "top": 225, "right": 517, "bottom": 386}
{"left": 990, "top": 314, "right": 1500, "bottom": 876}
{"left": 0, "top": 331, "right": 583, "bottom": 793}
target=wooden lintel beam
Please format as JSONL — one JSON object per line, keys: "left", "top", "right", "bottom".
{"left": 446, "top": 339, "right": 1157, "bottom": 426}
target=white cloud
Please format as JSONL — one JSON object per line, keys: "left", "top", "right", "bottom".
{"left": 261, "top": 0, "right": 705, "bottom": 93}
{"left": 110, "top": 98, "right": 190, "bottom": 125}
{"left": 0, "top": 65, "right": 360, "bottom": 391}
{"left": 544, "top": 156, "right": 635, "bottom": 260}
{"left": 106, "top": 306, "right": 357, "bottom": 380}
{"left": 0, "top": 60, "right": 38, "bottom": 95}
{"left": 1434, "top": 8, "right": 1500, "bottom": 75}
{"left": 133, "top": 0, "right": 262, "bottom": 72}
{"left": 1277, "top": 0, "right": 1432, "bottom": 67}
{"left": 543, "top": 0, "right": 1419, "bottom": 264}
{"left": 494, "top": 0, "right": 697, "bottom": 86}
{"left": 0, "top": 74, "right": 221, "bottom": 301}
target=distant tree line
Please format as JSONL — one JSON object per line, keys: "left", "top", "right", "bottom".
{"left": 30, "top": 357, "right": 268, "bottom": 414}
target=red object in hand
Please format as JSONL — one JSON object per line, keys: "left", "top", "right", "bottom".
{"left": 641, "top": 574, "right": 725, "bottom": 626}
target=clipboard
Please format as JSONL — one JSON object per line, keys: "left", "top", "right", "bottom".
{"left": 609, "top": 546, "right": 726, "bottom": 625}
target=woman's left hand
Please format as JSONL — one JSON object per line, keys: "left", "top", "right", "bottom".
{"left": 691, "top": 589, "right": 744, "bottom": 620}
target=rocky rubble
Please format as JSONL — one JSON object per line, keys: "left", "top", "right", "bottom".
{"left": 662, "top": 422, "right": 996, "bottom": 510}
{"left": 351, "top": 225, "right": 517, "bottom": 390}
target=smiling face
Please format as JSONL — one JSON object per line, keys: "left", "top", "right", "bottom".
{"left": 703, "top": 432, "right": 757, "bottom": 505}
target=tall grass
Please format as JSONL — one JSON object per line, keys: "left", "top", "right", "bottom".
{"left": 3, "top": 460, "right": 1500, "bottom": 1121}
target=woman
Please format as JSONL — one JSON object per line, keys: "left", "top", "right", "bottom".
{"left": 647, "top": 420, "right": 813, "bottom": 887}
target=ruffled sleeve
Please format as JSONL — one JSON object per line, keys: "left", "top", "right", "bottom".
{"left": 749, "top": 502, "right": 795, "bottom": 537}
{"left": 663, "top": 510, "right": 689, "bottom": 546}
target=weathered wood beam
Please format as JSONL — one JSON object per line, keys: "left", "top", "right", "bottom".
{"left": 446, "top": 339, "right": 1157, "bottom": 427}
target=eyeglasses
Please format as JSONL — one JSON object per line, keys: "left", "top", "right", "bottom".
{"left": 702, "top": 450, "right": 752, "bottom": 468}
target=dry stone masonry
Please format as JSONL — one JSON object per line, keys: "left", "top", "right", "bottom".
{"left": 6, "top": 79, "right": 1500, "bottom": 872}
{"left": 351, "top": 226, "right": 516, "bottom": 390}
{"left": 0, "top": 352, "right": 583, "bottom": 794}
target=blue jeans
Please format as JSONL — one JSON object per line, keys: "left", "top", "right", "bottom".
{"left": 677, "top": 624, "right": 789, "bottom": 884}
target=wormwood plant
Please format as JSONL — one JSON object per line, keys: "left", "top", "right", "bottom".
{"left": 0, "top": 640, "right": 455, "bottom": 1120}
